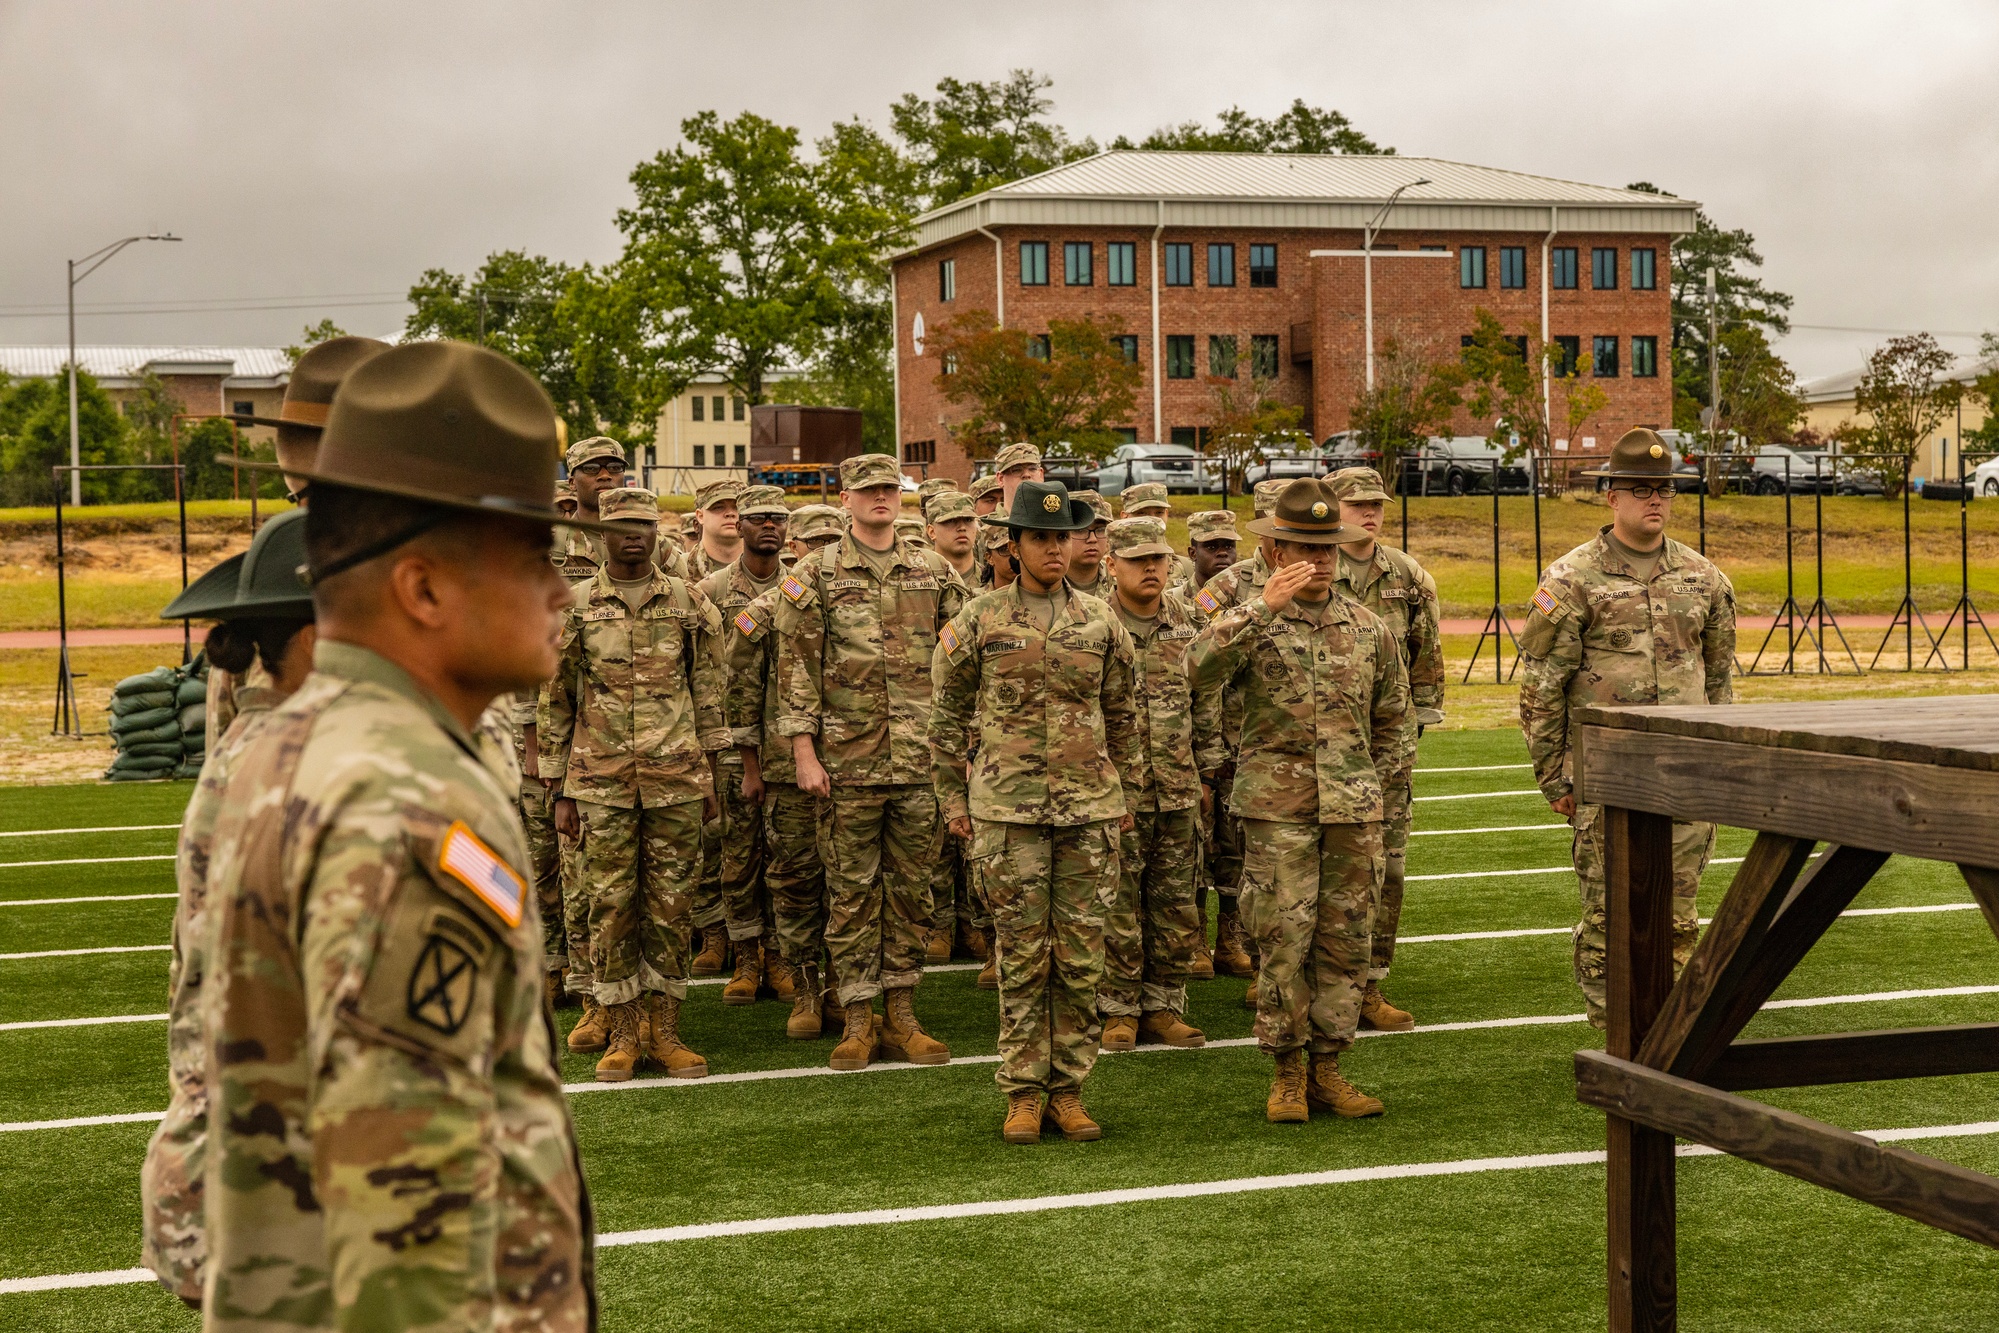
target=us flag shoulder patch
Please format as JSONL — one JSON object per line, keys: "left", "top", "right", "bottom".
{"left": 734, "top": 609, "right": 760, "bottom": 636}
{"left": 437, "top": 821, "right": 524, "bottom": 928}
{"left": 940, "top": 622, "right": 961, "bottom": 656}
{"left": 1195, "top": 588, "right": 1221, "bottom": 616}
{"left": 1532, "top": 587, "right": 1560, "bottom": 618}
{"left": 781, "top": 575, "right": 808, "bottom": 603}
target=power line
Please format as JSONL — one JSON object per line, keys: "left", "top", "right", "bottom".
{"left": 1787, "top": 322, "right": 1985, "bottom": 339}
{"left": 0, "top": 296, "right": 411, "bottom": 320}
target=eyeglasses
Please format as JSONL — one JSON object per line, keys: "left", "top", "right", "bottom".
{"left": 1613, "top": 484, "right": 1674, "bottom": 500}
{"left": 572, "top": 463, "right": 624, "bottom": 479}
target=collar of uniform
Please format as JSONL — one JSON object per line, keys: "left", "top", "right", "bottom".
{"left": 1276, "top": 590, "right": 1352, "bottom": 629}
{"left": 838, "top": 530, "right": 910, "bottom": 573}
{"left": 587, "top": 563, "right": 673, "bottom": 605}
{"left": 1593, "top": 525, "right": 1678, "bottom": 578}
{"left": 565, "top": 528, "right": 603, "bottom": 561}
{"left": 1339, "top": 544, "right": 1386, "bottom": 593}
{"left": 1006, "top": 580, "right": 1088, "bottom": 626}
{"left": 312, "top": 639, "right": 478, "bottom": 754}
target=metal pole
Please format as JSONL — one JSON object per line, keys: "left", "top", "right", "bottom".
{"left": 1784, "top": 456, "right": 1795, "bottom": 673}
{"left": 1814, "top": 456, "right": 1826, "bottom": 674}
{"left": 1530, "top": 452, "right": 1542, "bottom": 577}
{"left": 1903, "top": 457, "right": 1913, "bottom": 668}
{"left": 66, "top": 260, "right": 80, "bottom": 507}
{"left": 1400, "top": 464, "right": 1408, "bottom": 551}
{"left": 178, "top": 463, "right": 191, "bottom": 664}
{"left": 1491, "top": 461, "right": 1503, "bottom": 684}
{"left": 53, "top": 469, "right": 72, "bottom": 734}
{"left": 1705, "top": 267, "right": 1719, "bottom": 479}
{"left": 1698, "top": 453, "right": 1707, "bottom": 555}
{"left": 1963, "top": 447, "right": 1972, "bottom": 670}
{"left": 1363, "top": 236, "right": 1375, "bottom": 391}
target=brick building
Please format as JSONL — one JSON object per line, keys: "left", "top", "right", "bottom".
{"left": 888, "top": 151, "right": 1698, "bottom": 484}
{"left": 0, "top": 346, "right": 291, "bottom": 443}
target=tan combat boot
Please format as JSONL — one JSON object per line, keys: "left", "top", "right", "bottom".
{"left": 820, "top": 983, "right": 844, "bottom": 1035}
{"left": 1003, "top": 1090, "right": 1045, "bottom": 1144}
{"left": 691, "top": 926, "right": 730, "bottom": 977}
{"left": 785, "top": 964, "right": 823, "bottom": 1039}
{"left": 1242, "top": 979, "right": 1259, "bottom": 1011}
{"left": 1189, "top": 941, "right": 1215, "bottom": 981}
{"left": 879, "top": 987, "right": 950, "bottom": 1065}
{"left": 924, "top": 928, "right": 951, "bottom": 965}
{"left": 1138, "top": 1010, "right": 1205, "bottom": 1048}
{"left": 566, "top": 994, "right": 609, "bottom": 1053}
{"left": 959, "top": 919, "right": 988, "bottom": 961}
{"left": 1359, "top": 980, "right": 1415, "bottom": 1032}
{"left": 1100, "top": 1014, "right": 1139, "bottom": 1051}
{"left": 642, "top": 993, "right": 710, "bottom": 1079}
{"left": 1308, "top": 1052, "right": 1384, "bottom": 1118}
{"left": 1213, "top": 909, "right": 1254, "bottom": 978}
{"left": 1266, "top": 1049, "right": 1309, "bottom": 1123}
{"left": 1044, "top": 1090, "right": 1102, "bottom": 1141}
{"left": 765, "top": 944, "right": 799, "bottom": 1002}
{"left": 721, "top": 940, "right": 763, "bottom": 1006}
{"left": 829, "top": 999, "right": 878, "bottom": 1071}
{"left": 977, "top": 927, "right": 1000, "bottom": 990}
{"left": 593, "top": 1000, "right": 642, "bottom": 1082}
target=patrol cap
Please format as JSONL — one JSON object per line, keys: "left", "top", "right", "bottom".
{"left": 789, "top": 504, "right": 844, "bottom": 541}
{"left": 840, "top": 452, "right": 903, "bottom": 490}
{"left": 1587, "top": 428, "right": 1679, "bottom": 481}
{"left": 1107, "top": 517, "right": 1173, "bottom": 559}
{"left": 894, "top": 515, "right": 929, "bottom": 545}
{"left": 1071, "top": 489, "right": 1113, "bottom": 525}
{"left": 970, "top": 473, "right": 1004, "bottom": 502}
{"left": 567, "top": 435, "right": 628, "bottom": 472}
{"left": 163, "top": 509, "right": 315, "bottom": 621}
{"left": 926, "top": 491, "right": 975, "bottom": 523}
{"left": 1246, "top": 478, "right": 1366, "bottom": 545}
{"left": 598, "top": 487, "right": 661, "bottom": 524}
{"left": 1328, "top": 466, "right": 1391, "bottom": 503}
{"left": 738, "top": 484, "right": 789, "bottom": 518}
{"left": 1119, "top": 482, "right": 1171, "bottom": 515}
{"left": 553, "top": 479, "right": 577, "bottom": 503}
{"left": 696, "top": 477, "right": 745, "bottom": 510}
{"left": 1186, "top": 510, "right": 1241, "bottom": 543}
{"left": 1252, "top": 477, "right": 1289, "bottom": 517}
{"left": 993, "top": 442, "right": 1042, "bottom": 475}
{"left": 917, "top": 477, "right": 958, "bottom": 502}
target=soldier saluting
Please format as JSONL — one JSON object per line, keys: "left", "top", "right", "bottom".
{"left": 1518, "top": 427, "right": 1736, "bottom": 1029}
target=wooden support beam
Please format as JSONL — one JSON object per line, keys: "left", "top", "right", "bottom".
{"left": 1604, "top": 806, "right": 1678, "bottom": 1332}
{"left": 1638, "top": 832, "right": 1816, "bottom": 1079}
{"left": 1706, "top": 1024, "right": 1999, "bottom": 1091}
{"left": 1957, "top": 864, "right": 1999, "bottom": 945}
{"left": 1577, "top": 1050, "right": 1999, "bottom": 1250}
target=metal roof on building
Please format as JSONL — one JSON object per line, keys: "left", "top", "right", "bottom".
{"left": 899, "top": 150, "right": 1699, "bottom": 255}
{"left": 0, "top": 345, "right": 291, "bottom": 386}
{"left": 1801, "top": 354, "right": 1995, "bottom": 404}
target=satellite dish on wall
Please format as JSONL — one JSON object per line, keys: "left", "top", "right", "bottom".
{"left": 912, "top": 312, "right": 926, "bottom": 356}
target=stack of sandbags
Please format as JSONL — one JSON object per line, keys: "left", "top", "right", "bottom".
{"left": 105, "top": 667, "right": 184, "bottom": 781}
{"left": 171, "top": 665, "right": 209, "bottom": 780}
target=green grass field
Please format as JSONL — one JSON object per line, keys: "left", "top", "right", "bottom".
{"left": 0, "top": 730, "right": 1995, "bottom": 1329}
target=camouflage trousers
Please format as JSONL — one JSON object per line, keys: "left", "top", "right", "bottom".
{"left": 1205, "top": 790, "right": 1245, "bottom": 907}
{"left": 1370, "top": 783, "right": 1411, "bottom": 980}
{"left": 819, "top": 784, "right": 936, "bottom": 1005}
{"left": 1572, "top": 803, "right": 1710, "bottom": 1026}
{"left": 1101, "top": 808, "right": 1202, "bottom": 1017}
{"left": 973, "top": 818, "right": 1118, "bottom": 1095}
{"left": 695, "top": 806, "right": 727, "bottom": 933}
{"left": 764, "top": 782, "right": 829, "bottom": 967}
{"left": 577, "top": 797, "right": 704, "bottom": 1005}
{"left": 719, "top": 761, "right": 774, "bottom": 943}
{"left": 521, "top": 779, "right": 564, "bottom": 973}
{"left": 140, "top": 987, "right": 207, "bottom": 1301}
{"left": 560, "top": 826, "right": 590, "bottom": 995}
{"left": 1242, "top": 819, "right": 1382, "bottom": 1055}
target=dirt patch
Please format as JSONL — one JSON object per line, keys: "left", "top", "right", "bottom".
{"left": 0, "top": 515, "right": 254, "bottom": 580}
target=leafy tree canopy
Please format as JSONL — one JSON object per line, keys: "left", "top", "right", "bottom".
{"left": 928, "top": 311, "right": 1142, "bottom": 460}
{"left": 890, "top": 70, "right": 1097, "bottom": 208}
{"left": 1119, "top": 99, "right": 1390, "bottom": 155}
{"left": 284, "top": 318, "right": 349, "bottom": 368}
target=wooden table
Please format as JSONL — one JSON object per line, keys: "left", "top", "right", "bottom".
{"left": 1572, "top": 696, "right": 1999, "bottom": 1332}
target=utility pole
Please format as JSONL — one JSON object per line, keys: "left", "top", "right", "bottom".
{"left": 1362, "top": 177, "right": 1430, "bottom": 391}
{"left": 66, "top": 234, "right": 181, "bottom": 505}
{"left": 1706, "top": 266, "right": 1720, "bottom": 449}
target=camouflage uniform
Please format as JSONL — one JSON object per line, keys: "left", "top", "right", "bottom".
{"left": 930, "top": 581, "right": 1142, "bottom": 1095}
{"left": 200, "top": 641, "right": 592, "bottom": 1329}
{"left": 540, "top": 561, "right": 729, "bottom": 1006}
{"left": 772, "top": 525, "right": 966, "bottom": 1005}
{"left": 1192, "top": 549, "right": 1272, "bottom": 915}
{"left": 701, "top": 557, "right": 787, "bottom": 945}
{"left": 1189, "top": 589, "right": 1415, "bottom": 1055}
{"left": 1518, "top": 527, "right": 1735, "bottom": 1024}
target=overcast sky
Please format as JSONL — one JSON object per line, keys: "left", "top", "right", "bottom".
{"left": 3, "top": 0, "right": 1993, "bottom": 381}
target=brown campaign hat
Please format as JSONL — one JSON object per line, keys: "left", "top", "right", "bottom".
{"left": 1586, "top": 428, "right": 1680, "bottom": 481}
{"left": 237, "top": 340, "right": 619, "bottom": 531}
{"left": 232, "top": 336, "right": 390, "bottom": 433}
{"left": 1245, "top": 478, "right": 1366, "bottom": 545}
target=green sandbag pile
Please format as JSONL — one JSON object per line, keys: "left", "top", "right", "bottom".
{"left": 104, "top": 657, "right": 210, "bottom": 781}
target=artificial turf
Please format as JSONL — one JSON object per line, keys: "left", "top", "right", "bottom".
{"left": 0, "top": 727, "right": 1994, "bottom": 1330}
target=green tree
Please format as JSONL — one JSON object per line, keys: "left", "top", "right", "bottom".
{"left": 1346, "top": 337, "right": 1463, "bottom": 488}
{"left": 1695, "top": 324, "right": 1805, "bottom": 493}
{"left": 284, "top": 318, "right": 349, "bottom": 368}
{"left": 929, "top": 311, "right": 1142, "bottom": 461}
{"left": 890, "top": 70, "right": 1096, "bottom": 207}
{"left": 1963, "top": 332, "right": 1999, "bottom": 454}
{"left": 0, "top": 370, "right": 141, "bottom": 505}
{"left": 1203, "top": 371, "right": 1310, "bottom": 497}
{"left": 1120, "top": 99, "right": 1390, "bottom": 155}
{"left": 122, "top": 372, "right": 181, "bottom": 473}
{"left": 1849, "top": 333, "right": 1962, "bottom": 492}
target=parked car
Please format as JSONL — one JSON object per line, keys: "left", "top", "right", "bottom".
{"left": 1400, "top": 436, "right": 1532, "bottom": 496}
{"left": 1972, "top": 457, "right": 1999, "bottom": 498}
{"left": 1740, "top": 445, "right": 1881, "bottom": 495}
{"left": 1243, "top": 448, "right": 1332, "bottom": 488}
{"left": 1037, "top": 453, "right": 1095, "bottom": 490}
{"left": 1086, "top": 442, "right": 1217, "bottom": 496}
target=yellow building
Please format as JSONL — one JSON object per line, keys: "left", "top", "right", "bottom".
{"left": 640, "top": 370, "right": 802, "bottom": 495}
{"left": 1799, "top": 357, "right": 1993, "bottom": 485}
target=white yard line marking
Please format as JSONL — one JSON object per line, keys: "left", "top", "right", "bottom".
{"left": 0, "top": 944, "right": 171, "bottom": 961}
{"left": 1412, "top": 790, "right": 1543, "bottom": 803}
{"left": 1413, "top": 763, "right": 1531, "bottom": 774}
{"left": 1409, "top": 823, "right": 1568, "bottom": 836}
{"left": 0, "top": 824, "right": 181, "bottom": 839}
{"left": 1395, "top": 901, "right": 1981, "bottom": 946}
{"left": 0, "top": 1013, "right": 167, "bottom": 1033}
{"left": 0, "top": 1111, "right": 166, "bottom": 1134}
{"left": 0, "top": 893, "right": 176, "bottom": 908}
{"left": 0, "top": 855, "right": 174, "bottom": 871}
{"left": 1408, "top": 857, "right": 1747, "bottom": 884}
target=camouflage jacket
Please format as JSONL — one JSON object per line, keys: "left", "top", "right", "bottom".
{"left": 1167, "top": 553, "right": 1201, "bottom": 599}
{"left": 685, "top": 543, "right": 738, "bottom": 585}
{"left": 200, "top": 641, "right": 592, "bottom": 1331}
{"left": 558, "top": 527, "right": 688, "bottom": 584}
{"left": 1188, "top": 592, "right": 1415, "bottom": 824}
{"left": 929, "top": 585, "right": 1141, "bottom": 826}
{"left": 773, "top": 533, "right": 967, "bottom": 786}
{"left": 1518, "top": 529, "right": 1736, "bottom": 802}
{"left": 1336, "top": 543, "right": 1446, "bottom": 730}
{"left": 1115, "top": 590, "right": 1223, "bottom": 813}
{"left": 723, "top": 584, "right": 795, "bottom": 785}
{"left": 699, "top": 560, "right": 784, "bottom": 771}
{"left": 204, "top": 658, "right": 272, "bottom": 755}
{"left": 1065, "top": 565, "right": 1111, "bottom": 599}
{"left": 1192, "top": 550, "right": 1271, "bottom": 765}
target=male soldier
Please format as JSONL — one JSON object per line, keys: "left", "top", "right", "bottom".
{"left": 686, "top": 477, "right": 745, "bottom": 582}
{"left": 971, "top": 472, "right": 1004, "bottom": 516}
{"left": 1119, "top": 481, "right": 1201, "bottom": 595}
{"left": 1519, "top": 428, "right": 1736, "bottom": 1029}
{"left": 993, "top": 441, "right": 1045, "bottom": 510}
{"left": 978, "top": 513, "right": 1017, "bottom": 593}
{"left": 931, "top": 480, "right": 1141, "bottom": 1143}
{"left": 1064, "top": 490, "right": 1113, "bottom": 598}
{"left": 1097, "top": 516, "right": 1214, "bottom": 1053}
{"left": 554, "top": 479, "right": 578, "bottom": 519}
{"left": 541, "top": 486, "right": 728, "bottom": 1080}
{"left": 199, "top": 341, "right": 591, "bottom": 1327}
{"left": 918, "top": 476, "right": 958, "bottom": 508}
{"left": 788, "top": 503, "right": 845, "bottom": 557}
{"left": 774, "top": 452, "right": 966, "bottom": 1070}
{"left": 698, "top": 484, "right": 799, "bottom": 1004}
{"left": 1185, "top": 508, "right": 1241, "bottom": 598}
{"left": 1329, "top": 465, "right": 1445, "bottom": 1032}
{"left": 686, "top": 479, "right": 746, "bottom": 970}
{"left": 922, "top": 489, "right": 986, "bottom": 961}
{"left": 1190, "top": 477, "right": 1414, "bottom": 1123}
{"left": 926, "top": 489, "right": 978, "bottom": 581}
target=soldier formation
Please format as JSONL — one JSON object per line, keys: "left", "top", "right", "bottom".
{"left": 138, "top": 329, "right": 1733, "bottom": 1329}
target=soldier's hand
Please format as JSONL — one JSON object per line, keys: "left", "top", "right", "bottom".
{"left": 554, "top": 796, "right": 580, "bottom": 839}
{"left": 1550, "top": 793, "right": 1576, "bottom": 818}
{"left": 796, "top": 748, "right": 831, "bottom": 799}
{"left": 703, "top": 792, "right": 718, "bottom": 822}
{"left": 1200, "top": 781, "right": 1214, "bottom": 822}
{"left": 1259, "top": 558, "right": 1317, "bottom": 615}
{"left": 1119, "top": 813, "right": 1135, "bottom": 833}
{"left": 948, "top": 815, "right": 972, "bottom": 841}
{"left": 741, "top": 766, "right": 765, "bottom": 807}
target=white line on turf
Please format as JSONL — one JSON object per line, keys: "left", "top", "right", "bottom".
{"left": 1408, "top": 856, "right": 1746, "bottom": 883}
{"left": 11, "top": 1117, "right": 1996, "bottom": 1290}
{"left": 0, "top": 1013, "right": 168, "bottom": 1033}
{"left": 0, "top": 824, "right": 181, "bottom": 839}
{"left": 1411, "top": 790, "right": 1542, "bottom": 803}
{"left": 0, "top": 1111, "right": 166, "bottom": 1134}
{"left": 0, "top": 944, "right": 171, "bottom": 961}
{"left": 1409, "top": 823, "right": 1567, "bottom": 836}
{"left": 1395, "top": 901, "right": 1982, "bottom": 946}
{"left": 1412, "top": 763, "right": 1531, "bottom": 774}
{"left": 0, "top": 893, "right": 177, "bottom": 908}
{"left": 0, "top": 855, "right": 175, "bottom": 871}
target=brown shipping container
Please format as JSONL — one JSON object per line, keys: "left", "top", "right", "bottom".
{"left": 750, "top": 405, "right": 865, "bottom": 465}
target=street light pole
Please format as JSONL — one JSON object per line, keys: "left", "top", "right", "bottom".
{"left": 65, "top": 233, "right": 181, "bottom": 505}
{"left": 1363, "top": 178, "right": 1430, "bottom": 391}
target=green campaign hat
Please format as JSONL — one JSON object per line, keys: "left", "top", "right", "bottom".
{"left": 1004, "top": 480, "right": 1096, "bottom": 533}
{"left": 162, "top": 509, "right": 314, "bottom": 620}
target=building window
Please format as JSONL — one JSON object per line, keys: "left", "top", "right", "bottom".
{"left": 1249, "top": 244, "right": 1277, "bottom": 287}
{"left": 1500, "top": 247, "right": 1527, "bottom": 289}
{"left": 1020, "top": 241, "right": 1049, "bottom": 286}
{"left": 733, "top": 444, "right": 746, "bottom": 466}
{"left": 1113, "top": 427, "right": 1139, "bottom": 444}
{"left": 1632, "top": 335, "right": 1659, "bottom": 377}
{"left": 1460, "top": 246, "right": 1487, "bottom": 289}
{"left": 1107, "top": 241, "right": 1136, "bottom": 286}
{"left": 705, "top": 395, "right": 720, "bottom": 421}
{"left": 1164, "top": 243, "right": 1193, "bottom": 286}
{"left": 1592, "top": 336, "right": 1620, "bottom": 377}
{"left": 905, "top": 440, "right": 936, "bottom": 464}
{"left": 1209, "top": 335, "right": 1239, "bottom": 378}
{"left": 231, "top": 399, "right": 254, "bottom": 417}
{"left": 1553, "top": 335, "right": 1581, "bottom": 376}
{"left": 942, "top": 352, "right": 958, "bottom": 375}
{"left": 732, "top": 397, "right": 745, "bottom": 421}
{"left": 1551, "top": 248, "right": 1578, "bottom": 290}
{"left": 939, "top": 259, "right": 956, "bottom": 300}
{"left": 1207, "top": 243, "right": 1236, "bottom": 287}
{"left": 1170, "top": 426, "right": 1198, "bottom": 447}
{"left": 1592, "top": 248, "right": 1618, "bottom": 290}
{"left": 691, "top": 395, "right": 704, "bottom": 422}
{"left": 1250, "top": 334, "right": 1280, "bottom": 379}
{"left": 1465, "top": 333, "right": 1530, "bottom": 360}
{"left": 1027, "top": 334, "right": 1051, "bottom": 360}
{"left": 1166, "top": 335, "right": 1196, "bottom": 379}
{"left": 692, "top": 445, "right": 706, "bottom": 466}
{"left": 1631, "top": 248, "right": 1657, "bottom": 290}
{"left": 1064, "top": 241, "right": 1093, "bottom": 286}
{"left": 1115, "top": 335, "right": 1139, "bottom": 363}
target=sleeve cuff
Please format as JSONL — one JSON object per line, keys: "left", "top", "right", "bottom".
{"left": 774, "top": 718, "right": 818, "bottom": 739}
{"left": 729, "top": 726, "right": 762, "bottom": 749}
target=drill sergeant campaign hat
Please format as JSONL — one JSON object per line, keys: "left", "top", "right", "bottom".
{"left": 696, "top": 477, "right": 746, "bottom": 510}
{"left": 789, "top": 504, "right": 845, "bottom": 542}
{"left": 1185, "top": 509, "right": 1241, "bottom": 543}
{"left": 1119, "top": 481, "right": 1172, "bottom": 516}
{"left": 162, "top": 508, "right": 316, "bottom": 622}
{"left": 993, "top": 441, "right": 1042, "bottom": 475}
{"left": 597, "top": 487, "right": 661, "bottom": 524}
{"left": 839, "top": 452, "right": 903, "bottom": 490}
{"left": 1327, "top": 466, "right": 1392, "bottom": 503}
{"left": 1245, "top": 478, "right": 1367, "bottom": 545}
{"left": 1252, "top": 477, "right": 1290, "bottom": 517}
{"left": 1107, "top": 516, "right": 1174, "bottom": 559}
{"left": 565, "top": 435, "right": 628, "bottom": 473}
{"left": 1585, "top": 427, "right": 1680, "bottom": 482}
{"left": 226, "top": 336, "right": 392, "bottom": 477}
{"left": 1071, "top": 489, "right": 1113, "bottom": 524}
{"left": 737, "top": 484, "right": 790, "bottom": 518}
{"left": 925, "top": 490, "right": 976, "bottom": 523}
{"left": 1004, "top": 479, "right": 1096, "bottom": 533}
